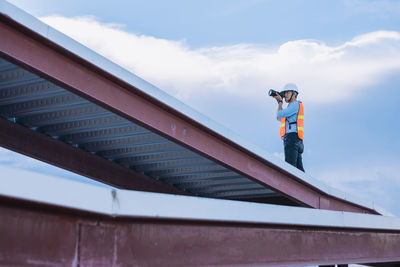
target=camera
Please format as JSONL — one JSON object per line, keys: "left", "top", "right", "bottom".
{"left": 268, "top": 89, "right": 285, "bottom": 98}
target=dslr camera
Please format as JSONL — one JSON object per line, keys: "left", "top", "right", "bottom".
{"left": 268, "top": 89, "right": 285, "bottom": 98}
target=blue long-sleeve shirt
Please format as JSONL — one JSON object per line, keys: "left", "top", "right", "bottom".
{"left": 277, "top": 101, "right": 300, "bottom": 134}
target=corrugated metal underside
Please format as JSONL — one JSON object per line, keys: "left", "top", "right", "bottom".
{"left": 0, "top": 57, "right": 279, "bottom": 200}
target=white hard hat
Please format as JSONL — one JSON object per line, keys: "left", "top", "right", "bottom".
{"left": 282, "top": 83, "right": 298, "bottom": 93}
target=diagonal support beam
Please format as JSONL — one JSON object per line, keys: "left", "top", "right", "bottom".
{"left": 0, "top": 116, "right": 187, "bottom": 195}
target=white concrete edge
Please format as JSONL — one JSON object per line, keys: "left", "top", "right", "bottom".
{"left": 0, "top": 0, "right": 390, "bottom": 215}
{"left": 0, "top": 165, "right": 399, "bottom": 231}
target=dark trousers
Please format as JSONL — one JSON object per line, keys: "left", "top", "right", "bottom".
{"left": 283, "top": 132, "right": 305, "bottom": 172}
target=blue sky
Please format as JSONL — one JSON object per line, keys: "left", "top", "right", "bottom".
{"left": 4, "top": 0, "right": 400, "bottom": 216}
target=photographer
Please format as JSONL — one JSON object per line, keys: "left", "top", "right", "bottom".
{"left": 270, "top": 83, "right": 304, "bottom": 172}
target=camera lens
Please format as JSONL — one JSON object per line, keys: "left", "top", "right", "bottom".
{"left": 268, "top": 89, "right": 277, "bottom": 97}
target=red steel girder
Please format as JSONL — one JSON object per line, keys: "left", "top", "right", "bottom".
{"left": 0, "top": 116, "right": 187, "bottom": 195}
{"left": 0, "top": 17, "right": 377, "bottom": 214}
{"left": 0, "top": 199, "right": 399, "bottom": 266}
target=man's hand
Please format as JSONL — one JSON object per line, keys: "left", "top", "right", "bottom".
{"left": 274, "top": 95, "right": 283, "bottom": 102}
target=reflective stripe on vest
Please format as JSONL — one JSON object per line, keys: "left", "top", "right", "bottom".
{"left": 279, "top": 101, "right": 304, "bottom": 140}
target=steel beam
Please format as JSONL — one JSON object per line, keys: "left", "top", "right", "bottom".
{"left": 0, "top": 116, "right": 188, "bottom": 195}
{"left": 0, "top": 17, "right": 377, "bottom": 214}
{"left": 0, "top": 198, "right": 399, "bottom": 266}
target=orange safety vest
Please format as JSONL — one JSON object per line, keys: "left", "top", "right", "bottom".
{"left": 279, "top": 101, "right": 304, "bottom": 140}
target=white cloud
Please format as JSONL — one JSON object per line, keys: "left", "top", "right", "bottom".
{"left": 40, "top": 15, "right": 400, "bottom": 104}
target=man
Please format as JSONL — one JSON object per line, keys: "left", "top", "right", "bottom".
{"left": 273, "top": 83, "right": 305, "bottom": 172}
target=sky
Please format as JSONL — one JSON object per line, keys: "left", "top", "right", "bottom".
{"left": 3, "top": 0, "right": 400, "bottom": 216}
